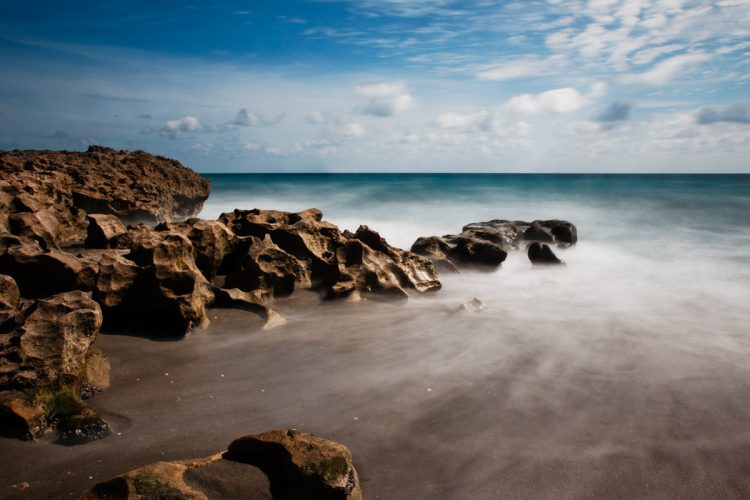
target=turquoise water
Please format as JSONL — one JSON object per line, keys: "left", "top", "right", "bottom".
{"left": 202, "top": 173, "right": 750, "bottom": 257}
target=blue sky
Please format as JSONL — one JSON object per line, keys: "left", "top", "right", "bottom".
{"left": 0, "top": 0, "right": 748, "bottom": 172}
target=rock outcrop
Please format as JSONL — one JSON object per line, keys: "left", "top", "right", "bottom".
{"left": 0, "top": 286, "right": 109, "bottom": 443}
{"left": 412, "top": 219, "right": 577, "bottom": 270}
{"left": 220, "top": 208, "right": 441, "bottom": 300}
{"left": 83, "top": 429, "right": 362, "bottom": 500}
{"left": 1, "top": 146, "right": 210, "bottom": 248}
{"left": 95, "top": 226, "right": 214, "bottom": 336}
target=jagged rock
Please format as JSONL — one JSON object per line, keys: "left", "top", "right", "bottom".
{"left": 0, "top": 291, "right": 109, "bottom": 442}
{"left": 221, "top": 209, "right": 440, "bottom": 300}
{"left": 110, "top": 227, "right": 214, "bottom": 336}
{"left": 413, "top": 218, "right": 577, "bottom": 270}
{"left": 156, "top": 219, "right": 237, "bottom": 280}
{"left": 527, "top": 242, "right": 564, "bottom": 265}
{"left": 84, "top": 214, "right": 128, "bottom": 249}
{"left": 0, "top": 146, "right": 210, "bottom": 251}
{"left": 0, "top": 240, "right": 98, "bottom": 299}
{"left": 331, "top": 226, "right": 441, "bottom": 299}
{"left": 94, "top": 251, "right": 141, "bottom": 312}
{"left": 226, "top": 429, "right": 362, "bottom": 500}
{"left": 211, "top": 287, "right": 286, "bottom": 329}
{"left": 7, "top": 210, "right": 63, "bottom": 250}
{"left": 225, "top": 235, "right": 311, "bottom": 298}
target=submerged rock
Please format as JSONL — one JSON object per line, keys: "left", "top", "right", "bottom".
{"left": 527, "top": 242, "right": 564, "bottom": 265}
{"left": 458, "top": 298, "right": 487, "bottom": 313}
{"left": 412, "top": 218, "right": 577, "bottom": 270}
{"left": 83, "top": 429, "right": 362, "bottom": 500}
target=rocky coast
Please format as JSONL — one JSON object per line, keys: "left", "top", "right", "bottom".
{"left": 0, "top": 146, "right": 586, "bottom": 498}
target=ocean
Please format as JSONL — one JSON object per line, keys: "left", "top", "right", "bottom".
{"left": 5, "top": 174, "right": 748, "bottom": 499}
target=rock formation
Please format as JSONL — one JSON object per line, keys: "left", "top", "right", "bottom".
{"left": 0, "top": 284, "right": 109, "bottom": 443}
{"left": 82, "top": 429, "right": 362, "bottom": 500}
{"left": 220, "top": 208, "right": 441, "bottom": 300}
{"left": 412, "top": 219, "right": 577, "bottom": 270}
{"left": 0, "top": 146, "right": 210, "bottom": 248}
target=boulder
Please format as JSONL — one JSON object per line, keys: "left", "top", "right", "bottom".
{"left": 225, "top": 235, "right": 310, "bottom": 298}
{"left": 115, "top": 227, "right": 214, "bottom": 336}
{"left": 226, "top": 429, "right": 362, "bottom": 500}
{"left": 0, "top": 290, "right": 109, "bottom": 442}
{"left": 156, "top": 219, "right": 237, "bottom": 280}
{"left": 0, "top": 241, "right": 98, "bottom": 299}
{"left": 83, "top": 430, "right": 362, "bottom": 500}
{"left": 84, "top": 214, "right": 128, "bottom": 249}
{"left": 527, "top": 242, "right": 564, "bottom": 265}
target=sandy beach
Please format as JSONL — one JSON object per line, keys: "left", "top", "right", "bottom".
{"left": 3, "top": 269, "right": 749, "bottom": 498}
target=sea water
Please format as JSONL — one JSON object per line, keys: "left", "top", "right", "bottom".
{"left": 200, "top": 174, "right": 750, "bottom": 497}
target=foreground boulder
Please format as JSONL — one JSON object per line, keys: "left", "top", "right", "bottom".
{"left": 1, "top": 146, "right": 210, "bottom": 248}
{"left": 412, "top": 219, "right": 576, "bottom": 270}
{"left": 83, "top": 429, "right": 362, "bottom": 500}
{"left": 0, "top": 287, "right": 109, "bottom": 443}
{"left": 220, "top": 208, "right": 441, "bottom": 300}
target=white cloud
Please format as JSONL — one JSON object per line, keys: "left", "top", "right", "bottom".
{"left": 341, "top": 122, "right": 366, "bottom": 137}
{"left": 356, "top": 82, "right": 414, "bottom": 116}
{"left": 502, "top": 83, "right": 606, "bottom": 114}
{"left": 243, "top": 142, "right": 261, "bottom": 151}
{"left": 160, "top": 116, "right": 201, "bottom": 139}
{"left": 620, "top": 52, "right": 709, "bottom": 85}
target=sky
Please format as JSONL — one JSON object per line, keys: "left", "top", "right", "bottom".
{"left": 0, "top": 0, "right": 748, "bottom": 173}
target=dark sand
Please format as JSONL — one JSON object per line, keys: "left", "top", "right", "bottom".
{"left": 1, "top": 286, "right": 750, "bottom": 499}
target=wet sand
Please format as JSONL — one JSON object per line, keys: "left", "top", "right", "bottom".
{"left": 1, "top": 276, "right": 750, "bottom": 499}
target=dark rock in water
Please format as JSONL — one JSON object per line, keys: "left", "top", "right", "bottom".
{"left": 220, "top": 208, "right": 440, "bottom": 300}
{"left": 226, "top": 429, "right": 362, "bottom": 500}
{"left": 413, "top": 218, "right": 576, "bottom": 270}
{"left": 84, "top": 214, "right": 128, "bottom": 249}
{"left": 156, "top": 219, "right": 237, "bottom": 280}
{"left": 82, "top": 429, "right": 362, "bottom": 500}
{"left": 527, "top": 242, "right": 564, "bottom": 265}
{"left": 0, "top": 290, "right": 109, "bottom": 442}
{"left": 450, "top": 236, "right": 507, "bottom": 267}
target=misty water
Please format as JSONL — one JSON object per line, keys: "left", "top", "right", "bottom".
{"left": 199, "top": 174, "right": 750, "bottom": 497}
{"left": 3, "top": 174, "right": 749, "bottom": 498}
